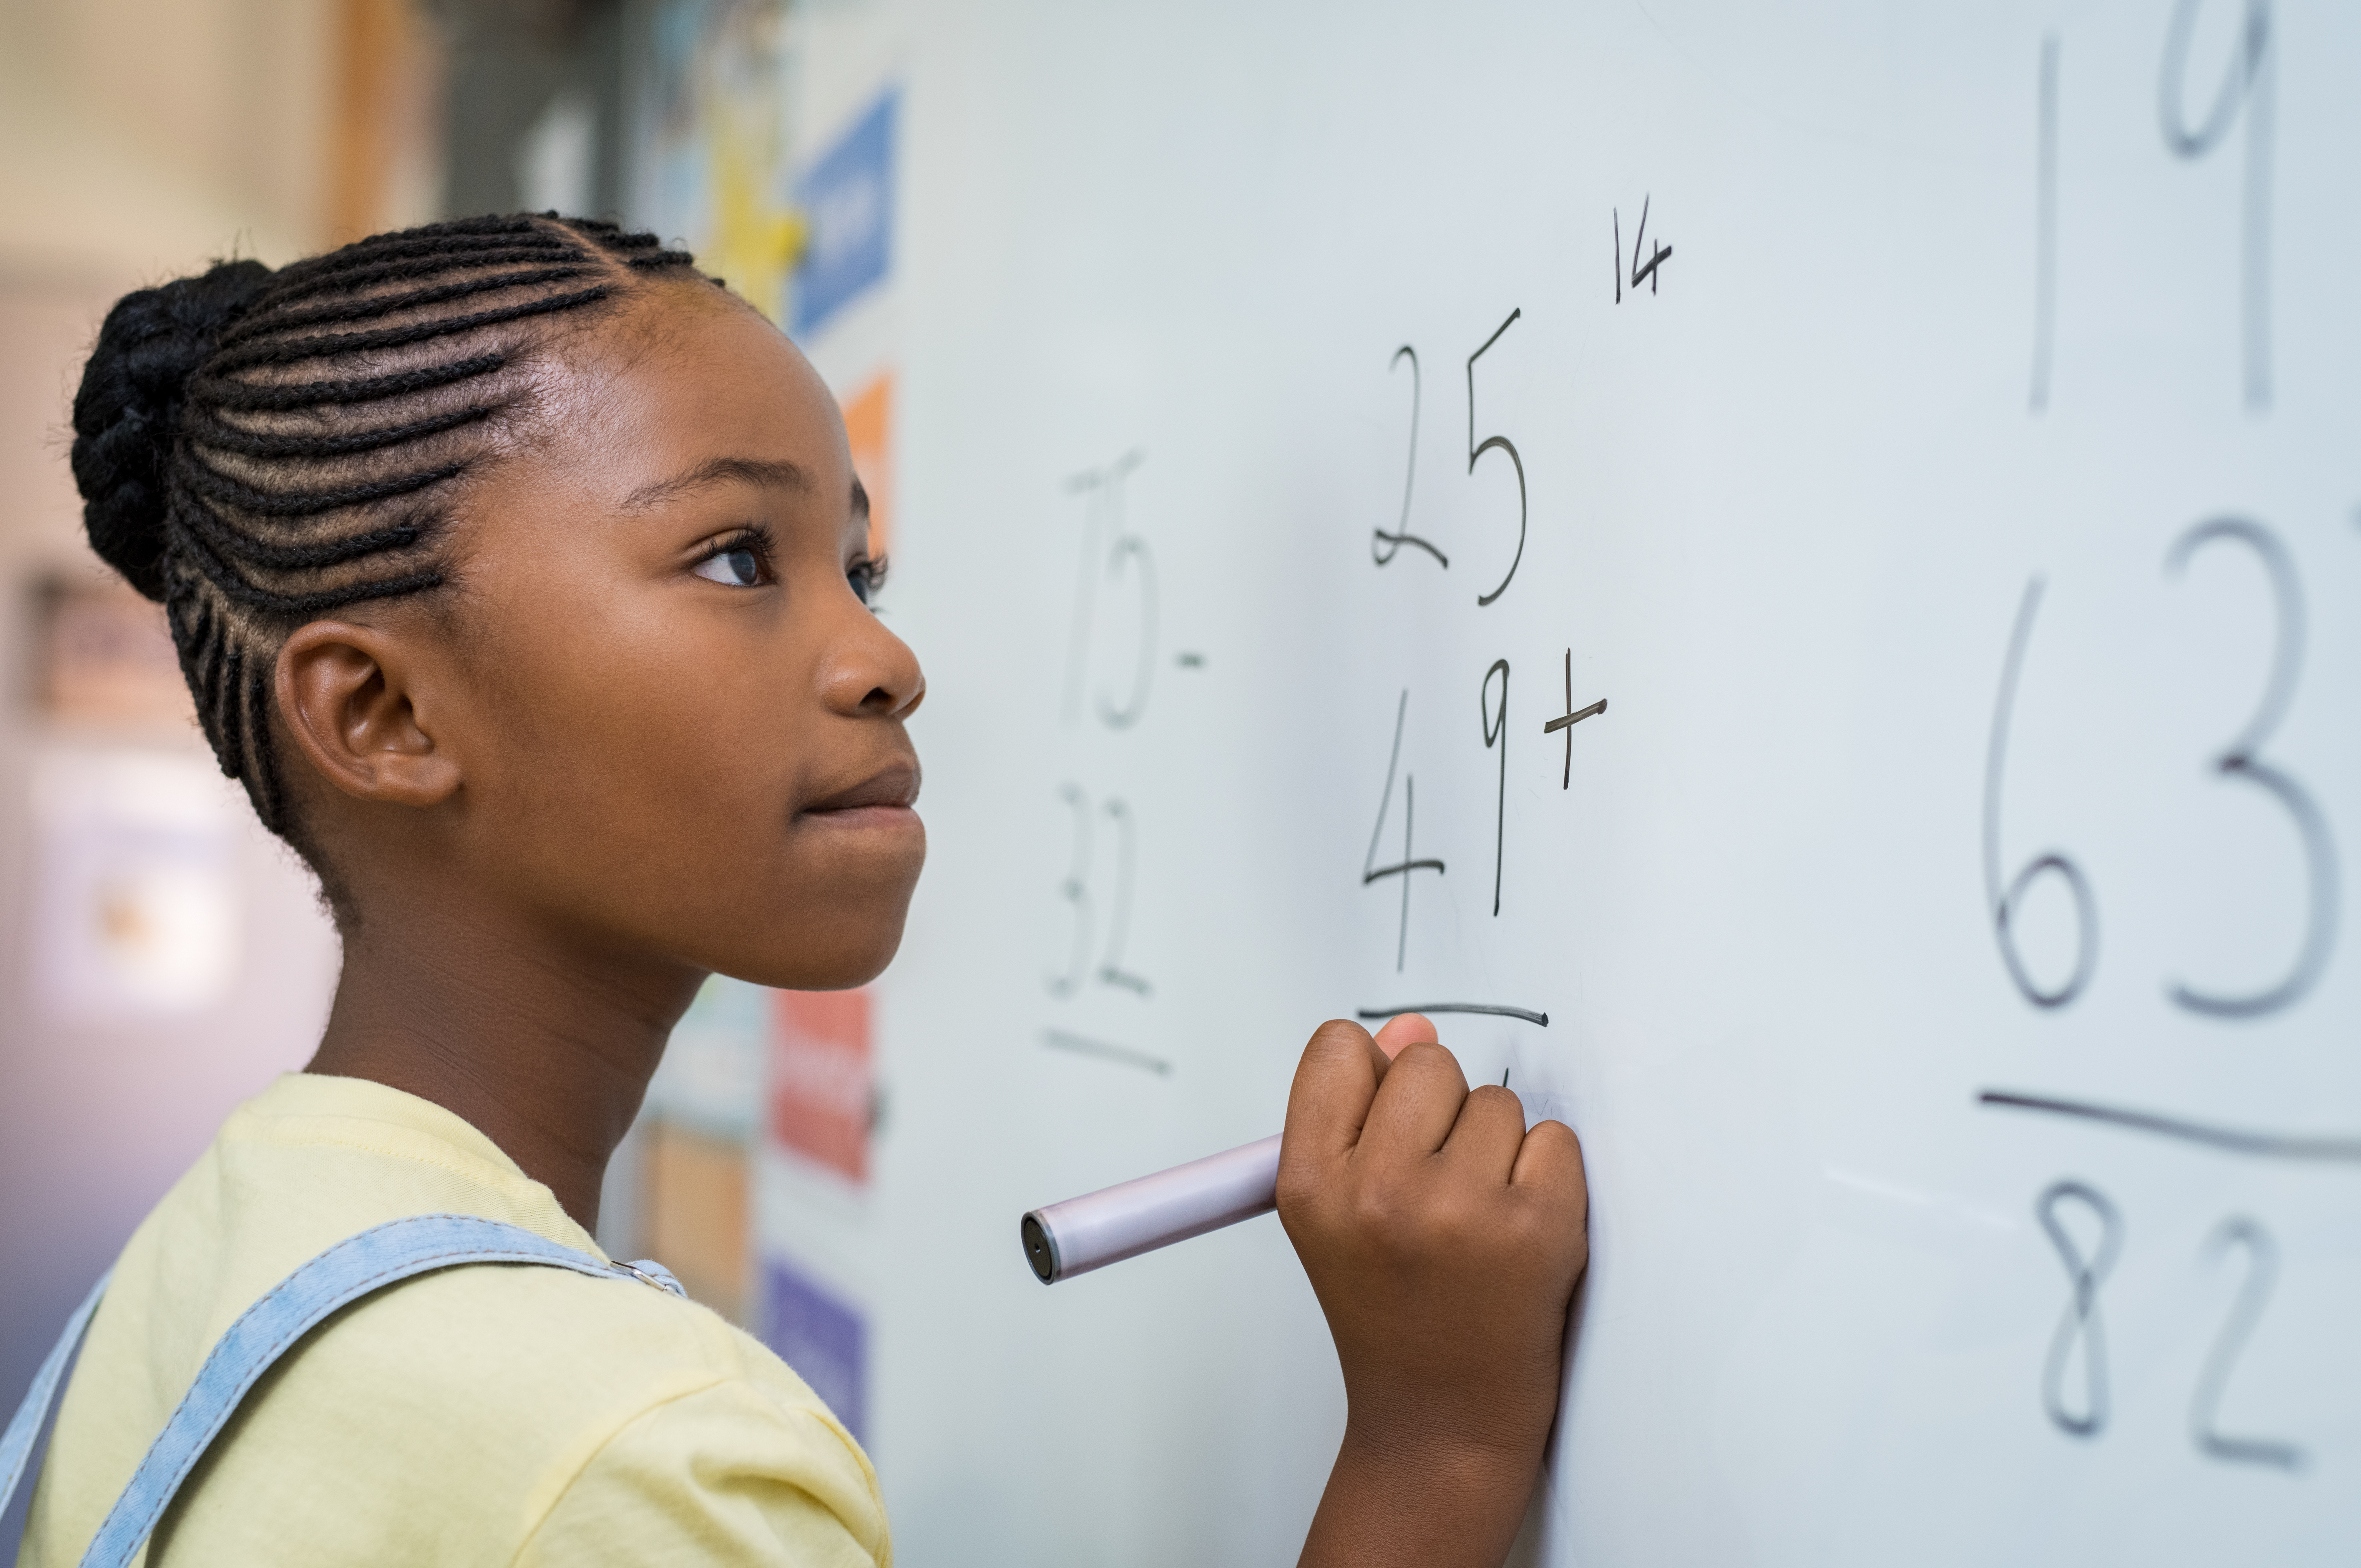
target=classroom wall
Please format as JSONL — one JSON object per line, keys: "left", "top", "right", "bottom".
{"left": 0, "top": 0, "right": 439, "bottom": 1407}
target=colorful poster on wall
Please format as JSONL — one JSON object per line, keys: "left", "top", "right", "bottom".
{"left": 28, "top": 749, "right": 240, "bottom": 1022}
{"left": 793, "top": 89, "right": 895, "bottom": 337}
{"left": 636, "top": 0, "right": 803, "bottom": 324}
{"left": 32, "top": 576, "right": 189, "bottom": 725}
{"left": 647, "top": 973, "right": 766, "bottom": 1138}
{"left": 762, "top": 1252, "right": 867, "bottom": 1443}
{"left": 768, "top": 988, "right": 872, "bottom": 1184}
{"left": 640, "top": 1120, "right": 751, "bottom": 1322}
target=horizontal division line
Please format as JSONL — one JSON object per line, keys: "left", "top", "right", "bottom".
{"left": 1979, "top": 1089, "right": 2361, "bottom": 1162}
{"left": 1041, "top": 1028, "right": 1172, "bottom": 1076}
{"left": 1357, "top": 1003, "right": 1549, "bottom": 1026}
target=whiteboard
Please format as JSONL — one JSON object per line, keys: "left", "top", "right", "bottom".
{"left": 756, "top": 3, "right": 2361, "bottom": 1562}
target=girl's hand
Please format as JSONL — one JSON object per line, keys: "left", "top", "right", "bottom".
{"left": 1278, "top": 1015, "right": 1589, "bottom": 1568}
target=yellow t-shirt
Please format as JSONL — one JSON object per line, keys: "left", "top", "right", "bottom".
{"left": 18, "top": 1073, "right": 890, "bottom": 1567}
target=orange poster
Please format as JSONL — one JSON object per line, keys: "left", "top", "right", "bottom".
{"left": 840, "top": 372, "right": 893, "bottom": 562}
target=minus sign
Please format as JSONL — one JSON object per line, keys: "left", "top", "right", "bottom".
{"left": 1042, "top": 1028, "right": 1173, "bottom": 1076}
{"left": 1175, "top": 652, "right": 1206, "bottom": 668}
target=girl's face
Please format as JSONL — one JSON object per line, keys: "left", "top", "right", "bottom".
{"left": 331, "top": 284, "right": 927, "bottom": 990}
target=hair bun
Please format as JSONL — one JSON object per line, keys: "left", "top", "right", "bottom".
{"left": 70, "top": 258, "right": 275, "bottom": 601}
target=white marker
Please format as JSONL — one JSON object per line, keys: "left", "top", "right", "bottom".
{"left": 1020, "top": 1134, "right": 1282, "bottom": 1283}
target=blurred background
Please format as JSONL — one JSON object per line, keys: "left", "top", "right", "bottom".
{"left": 0, "top": 0, "right": 849, "bottom": 1423}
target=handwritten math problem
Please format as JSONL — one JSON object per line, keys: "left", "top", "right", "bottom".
{"left": 1984, "top": 0, "right": 2361, "bottom": 1488}
{"left": 1039, "top": 453, "right": 1178, "bottom": 1075}
{"left": 865, "top": 2, "right": 2361, "bottom": 1558}
{"left": 1356, "top": 244, "right": 1637, "bottom": 1018}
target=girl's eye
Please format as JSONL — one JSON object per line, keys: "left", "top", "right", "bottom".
{"left": 692, "top": 545, "right": 764, "bottom": 587}
{"left": 848, "top": 555, "right": 888, "bottom": 606}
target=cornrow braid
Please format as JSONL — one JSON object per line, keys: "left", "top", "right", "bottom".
{"left": 70, "top": 213, "right": 717, "bottom": 850}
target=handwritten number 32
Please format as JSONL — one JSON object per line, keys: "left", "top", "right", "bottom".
{"left": 1046, "top": 786, "right": 1151, "bottom": 999}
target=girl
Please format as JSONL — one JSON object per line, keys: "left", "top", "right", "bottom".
{"left": 13, "top": 214, "right": 1587, "bottom": 1567}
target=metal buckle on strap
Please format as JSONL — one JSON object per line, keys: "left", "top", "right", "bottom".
{"left": 610, "top": 1258, "right": 687, "bottom": 1297}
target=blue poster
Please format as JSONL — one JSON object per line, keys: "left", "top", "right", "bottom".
{"left": 794, "top": 89, "right": 895, "bottom": 337}
{"left": 762, "top": 1253, "right": 868, "bottom": 1443}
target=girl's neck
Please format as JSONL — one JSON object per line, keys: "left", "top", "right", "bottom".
{"left": 304, "top": 895, "right": 706, "bottom": 1233}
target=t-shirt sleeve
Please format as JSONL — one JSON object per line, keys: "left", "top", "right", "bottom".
{"left": 515, "top": 1376, "right": 891, "bottom": 1568}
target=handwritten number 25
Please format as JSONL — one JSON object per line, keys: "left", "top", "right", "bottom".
{"left": 1372, "top": 311, "right": 1526, "bottom": 606}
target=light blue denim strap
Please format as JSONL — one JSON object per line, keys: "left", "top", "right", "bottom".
{"left": 30, "top": 1213, "right": 681, "bottom": 1568}
{"left": 0, "top": 1272, "right": 112, "bottom": 1528}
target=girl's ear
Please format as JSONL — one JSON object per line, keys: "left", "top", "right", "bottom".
{"left": 274, "top": 621, "right": 462, "bottom": 808}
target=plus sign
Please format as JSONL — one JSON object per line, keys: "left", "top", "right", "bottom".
{"left": 1541, "top": 648, "right": 1607, "bottom": 788}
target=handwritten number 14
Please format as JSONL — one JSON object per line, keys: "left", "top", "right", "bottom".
{"left": 1614, "top": 196, "right": 1672, "bottom": 302}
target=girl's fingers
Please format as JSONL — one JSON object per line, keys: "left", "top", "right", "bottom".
{"left": 1439, "top": 1083, "right": 1529, "bottom": 1186}
{"left": 1283, "top": 1019, "right": 1391, "bottom": 1164}
{"left": 1509, "top": 1117, "right": 1589, "bottom": 1213}
{"left": 1357, "top": 1040, "right": 1469, "bottom": 1159}
{"left": 1370, "top": 1011, "right": 1439, "bottom": 1061}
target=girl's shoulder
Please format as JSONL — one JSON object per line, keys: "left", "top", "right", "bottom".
{"left": 156, "top": 1259, "right": 886, "bottom": 1567}
{"left": 22, "top": 1074, "right": 887, "bottom": 1568}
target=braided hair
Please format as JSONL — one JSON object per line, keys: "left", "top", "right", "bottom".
{"left": 70, "top": 214, "right": 710, "bottom": 853}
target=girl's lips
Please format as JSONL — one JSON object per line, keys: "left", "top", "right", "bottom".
{"left": 802, "top": 802, "right": 920, "bottom": 831}
{"left": 802, "top": 760, "right": 920, "bottom": 815}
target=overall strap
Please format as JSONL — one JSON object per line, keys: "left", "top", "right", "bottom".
{"left": 0, "top": 1273, "right": 111, "bottom": 1530}
{"left": 0, "top": 1214, "right": 683, "bottom": 1568}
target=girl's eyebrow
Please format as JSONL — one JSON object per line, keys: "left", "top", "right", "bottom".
{"left": 622, "top": 456, "right": 812, "bottom": 511}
